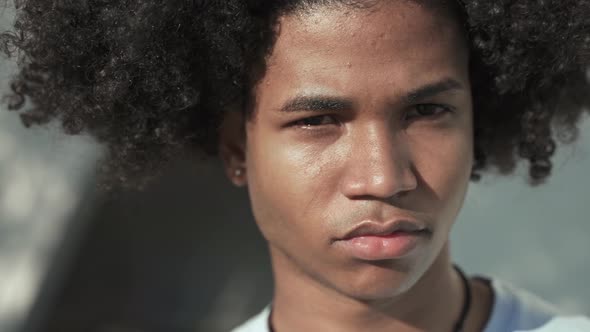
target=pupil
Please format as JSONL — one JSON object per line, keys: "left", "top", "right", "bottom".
{"left": 305, "top": 116, "right": 324, "bottom": 126}
{"left": 417, "top": 105, "right": 437, "bottom": 115}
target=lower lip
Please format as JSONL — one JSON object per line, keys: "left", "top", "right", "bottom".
{"left": 336, "top": 231, "right": 427, "bottom": 261}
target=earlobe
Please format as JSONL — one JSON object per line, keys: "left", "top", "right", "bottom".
{"left": 231, "top": 166, "right": 247, "bottom": 187}
{"left": 219, "top": 110, "right": 248, "bottom": 187}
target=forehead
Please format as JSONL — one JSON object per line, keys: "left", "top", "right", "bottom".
{"left": 256, "top": 1, "right": 468, "bottom": 103}
{"left": 283, "top": 1, "right": 458, "bottom": 43}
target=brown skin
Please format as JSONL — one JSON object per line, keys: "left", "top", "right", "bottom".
{"left": 221, "top": 2, "right": 492, "bottom": 331}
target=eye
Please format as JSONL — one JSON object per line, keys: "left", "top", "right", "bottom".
{"left": 405, "top": 104, "right": 453, "bottom": 121}
{"left": 291, "top": 115, "right": 339, "bottom": 128}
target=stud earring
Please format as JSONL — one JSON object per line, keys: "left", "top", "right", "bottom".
{"left": 234, "top": 168, "right": 244, "bottom": 177}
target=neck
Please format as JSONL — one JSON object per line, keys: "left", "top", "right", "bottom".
{"left": 269, "top": 242, "right": 465, "bottom": 332}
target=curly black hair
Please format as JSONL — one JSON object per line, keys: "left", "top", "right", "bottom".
{"left": 1, "top": 0, "right": 589, "bottom": 190}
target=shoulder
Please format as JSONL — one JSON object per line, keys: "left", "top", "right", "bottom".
{"left": 229, "top": 279, "right": 590, "bottom": 332}
{"left": 528, "top": 317, "right": 590, "bottom": 332}
{"left": 483, "top": 278, "right": 590, "bottom": 332}
{"left": 230, "top": 306, "right": 271, "bottom": 332}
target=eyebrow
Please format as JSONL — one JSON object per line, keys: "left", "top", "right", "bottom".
{"left": 279, "top": 78, "right": 464, "bottom": 113}
{"left": 280, "top": 95, "right": 354, "bottom": 113}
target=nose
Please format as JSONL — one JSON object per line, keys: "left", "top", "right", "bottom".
{"left": 340, "top": 123, "right": 418, "bottom": 200}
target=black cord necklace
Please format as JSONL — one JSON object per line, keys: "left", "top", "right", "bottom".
{"left": 452, "top": 264, "right": 472, "bottom": 332}
{"left": 268, "top": 265, "right": 472, "bottom": 332}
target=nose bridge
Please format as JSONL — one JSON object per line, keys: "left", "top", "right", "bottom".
{"left": 342, "top": 122, "right": 416, "bottom": 199}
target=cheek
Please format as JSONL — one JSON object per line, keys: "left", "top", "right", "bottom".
{"left": 245, "top": 127, "right": 339, "bottom": 244}
{"left": 408, "top": 123, "right": 473, "bottom": 217}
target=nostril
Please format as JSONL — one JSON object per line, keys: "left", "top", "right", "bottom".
{"left": 340, "top": 127, "right": 416, "bottom": 200}
{"left": 340, "top": 165, "right": 418, "bottom": 200}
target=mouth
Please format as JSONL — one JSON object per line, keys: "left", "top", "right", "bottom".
{"left": 340, "top": 219, "right": 430, "bottom": 240}
{"left": 334, "top": 219, "right": 432, "bottom": 261}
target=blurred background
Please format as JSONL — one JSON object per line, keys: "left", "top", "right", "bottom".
{"left": 0, "top": 6, "right": 589, "bottom": 332}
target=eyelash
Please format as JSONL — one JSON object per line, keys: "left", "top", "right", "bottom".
{"left": 291, "top": 114, "right": 340, "bottom": 128}
{"left": 289, "top": 104, "right": 453, "bottom": 129}
{"left": 405, "top": 103, "right": 453, "bottom": 121}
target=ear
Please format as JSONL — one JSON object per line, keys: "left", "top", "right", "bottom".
{"left": 219, "top": 110, "right": 248, "bottom": 187}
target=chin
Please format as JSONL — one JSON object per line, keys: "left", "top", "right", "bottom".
{"left": 334, "top": 260, "right": 419, "bottom": 301}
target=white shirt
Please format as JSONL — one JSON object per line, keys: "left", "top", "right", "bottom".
{"left": 231, "top": 278, "right": 590, "bottom": 332}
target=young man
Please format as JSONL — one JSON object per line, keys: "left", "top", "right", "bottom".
{"left": 2, "top": 0, "right": 589, "bottom": 331}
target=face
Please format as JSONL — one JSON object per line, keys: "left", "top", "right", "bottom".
{"left": 224, "top": 1, "right": 473, "bottom": 300}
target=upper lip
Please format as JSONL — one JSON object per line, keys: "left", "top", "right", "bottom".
{"left": 339, "top": 219, "right": 429, "bottom": 240}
